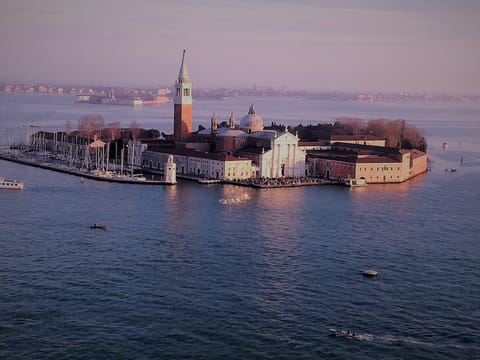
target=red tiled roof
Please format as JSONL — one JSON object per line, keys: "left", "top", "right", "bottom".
{"left": 299, "top": 141, "right": 329, "bottom": 146}
{"left": 356, "top": 156, "right": 400, "bottom": 163}
{"left": 147, "top": 147, "right": 250, "bottom": 162}
{"left": 409, "top": 149, "right": 427, "bottom": 159}
{"left": 330, "top": 135, "right": 384, "bottom": 141}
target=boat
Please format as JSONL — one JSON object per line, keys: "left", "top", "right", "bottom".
{"left": 442, "top": 142, "right": 448, "bottom": 149}
{"left": 0, "top": 176, "right": 24, "bottom": 190}
{"left": 362, "top": 269, "right": 378, "bottom": 277}
{"left": 328, "top": 328, "right": 358, "bottom": 339}
{"left": 132, "top": 174, "right": 146, "bottom": 181}
{"left": 345, "top": 177, "right": 367, "bottom": 187}
{"left": 90, "top": 224, "right": 108, "bottom": 230}
{"left": 198, "top": 178, "right": 220, "bottom": 184}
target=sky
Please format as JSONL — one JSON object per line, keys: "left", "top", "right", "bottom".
{"left": 1, "top": 0, "right": 479, "bottom": 94}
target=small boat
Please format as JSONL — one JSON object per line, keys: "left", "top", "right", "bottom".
{"left": 0, "top": 176, "right": 24, "bottom": 190}
{"left": 90, "top": 224, "right": 108, "bottom": 230}
{"left": 442, "top": 142, "right": 448, "bottom": 149}
{"left": 328, "top": 328, "right": 358, "bottom": 339}
{"left": 362, "top": 269, "right": 378, "bottom": 277}
{"left": 345, "top": 177, "right": 367, "bottom": 187}
{"left": 198, "top": 178, "right": 220, "bottom": 184}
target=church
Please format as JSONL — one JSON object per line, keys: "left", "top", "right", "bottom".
{"left": 140, "top": 50, "right": 306, "bottom": 180}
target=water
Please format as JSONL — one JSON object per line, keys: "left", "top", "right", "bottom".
{"left": 1, "top": 94, "right": 480, "bottom": 359}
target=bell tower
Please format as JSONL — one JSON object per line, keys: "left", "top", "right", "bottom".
{"left": 174, "top": 49, "right": 192, "bottom": 141}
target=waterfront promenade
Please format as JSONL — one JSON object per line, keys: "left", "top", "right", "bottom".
{"left": 0, "top": 148, "right": 327, "bottom": 188}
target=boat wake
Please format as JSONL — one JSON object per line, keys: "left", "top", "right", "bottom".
{"left": 328, "top": 329, "right": 478, "bottom": 351}
{"left": 219, "top": 193, "right": 250, "bottom": 205}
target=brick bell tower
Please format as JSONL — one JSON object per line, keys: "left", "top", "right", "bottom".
{"left": 173, "top": 49, "right": 192, "bottom": 141}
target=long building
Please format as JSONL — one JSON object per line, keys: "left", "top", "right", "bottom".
{"left": 307, "top": 142, "right": 428, "bottom": 184}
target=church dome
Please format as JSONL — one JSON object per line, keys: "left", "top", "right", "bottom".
{"left": 239, "top": 105, "right": 264, "bottom": 133}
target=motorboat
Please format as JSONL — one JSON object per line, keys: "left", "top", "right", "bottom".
{"left": 90, "top": 224, "right": 108, "bottom": 230}
{"left": 345, "top": 177, "right": 367, "bottom": 187}
{"left": 328, "top": 328, "right": 358, "bottom": 339}
{"left": 362, "top": 269, "right": 379, "bottom": 277}
{"left": 0, "top": 176, "right": 24, "bottom": 190}
{"left": 198, "top": 178, "right": 220, "bottom": 184}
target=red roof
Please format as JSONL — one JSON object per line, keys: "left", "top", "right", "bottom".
{"left": 356, "top": 156, "right": 399, "bottom": 163}
{"left": 330, "top": 135, "right": 384, "bottom": 141}
{"left": 148, "top": 147, "right": 250, "bottom": 162}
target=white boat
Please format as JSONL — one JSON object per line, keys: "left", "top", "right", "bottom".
{"left": 328, "top": 328, "right": 358, "bottom": 339}
{"left": 362, "top": 269, "right": 379, "bottom": 277}
{"left": 132, "top": 174, "right": 146, "bottom": 181}
{"left": 198, "top": 178, "right": 220, "bottom": 184}
{"left": 328, "top": 328, "right": 374, "bottom": 341}
{"left": 345, "top": 177, "right": 367, "bottom": 187}
{"left": 0, "top": 176, "right": 24, "bottom": 190}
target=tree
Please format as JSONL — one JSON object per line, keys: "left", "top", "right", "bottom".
{"left": 334, "top": 117, "right": 365, "bottom": 135}
{"left": 129, "top": 120, "right": 141, "bottom": 140}
{"left": 78, "top": 115, "right": 104, "bottom": 139}
{"left": 105, "top": 121, "right": 121, "bottom": 140}
{"left": 65, "top": 120, "right": 72, "bottom": 135}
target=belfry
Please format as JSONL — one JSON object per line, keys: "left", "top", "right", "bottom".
{"left": 173, "top": 49, "right": 193, "bottom": 141}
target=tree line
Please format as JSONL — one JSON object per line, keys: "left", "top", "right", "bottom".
{"left": 69, "top": 115, "right": 159, "bottom": 141}
{"left": 268, "top": 118, "right": 427, "bottom": 151}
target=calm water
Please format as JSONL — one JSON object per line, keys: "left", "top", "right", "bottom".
{"left": 1, "top": 94, "right": 480, "bottom": 359}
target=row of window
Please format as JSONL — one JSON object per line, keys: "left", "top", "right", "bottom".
{"left": 366, "top": 175, "right": 401, "bottom": 179}
{"left": 358, "top": 166, "right": 401, "bottom": 172}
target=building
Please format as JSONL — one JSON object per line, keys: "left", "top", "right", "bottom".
{"left": 140, "top": 50, "right": 426, "bottom": 184}
{"left": 173, "top": 49, "right": 193, "bottom": 141}
{"left": 142, "top": 147, "right": 253, "bottom": 180}
{"left": 141, "top": 50, "right": 306, "bottom": 181}
{"left": 307, "top": 143, "right": 428, "bottom": 184}
{"left": 330, "top": 135, "right": 386, "bottom": 147}
{"left": 236, "top": 127, "right": 306, "bottom": 178}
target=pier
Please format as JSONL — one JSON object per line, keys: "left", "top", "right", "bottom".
{"left": 0, "top": 151, "right": 172, "bottom": 185}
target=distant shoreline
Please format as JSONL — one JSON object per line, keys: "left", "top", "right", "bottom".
{"left": 1, "top": 83, "right": 478, "bottom": 105}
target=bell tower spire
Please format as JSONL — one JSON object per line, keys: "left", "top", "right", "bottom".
{"left": 174, "top": 49, "right": 192, "bottom": 141}
{"left": 178, "top": 49, "right": 189, "bottom": 83}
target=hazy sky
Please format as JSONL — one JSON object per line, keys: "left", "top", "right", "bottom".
{"left": 1, "top": 0, "right": 479, "bottom": 94}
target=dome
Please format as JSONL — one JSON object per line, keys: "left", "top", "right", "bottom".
{"left": 239, "top": 105, "right": 264, "bottom": 133}
{"left": 216, "top": 128, "right": 247, "bottom": 137}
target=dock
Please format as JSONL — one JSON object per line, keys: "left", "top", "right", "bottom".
{"left": 0, "top": 152, "right": 172, "bottom": 185}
